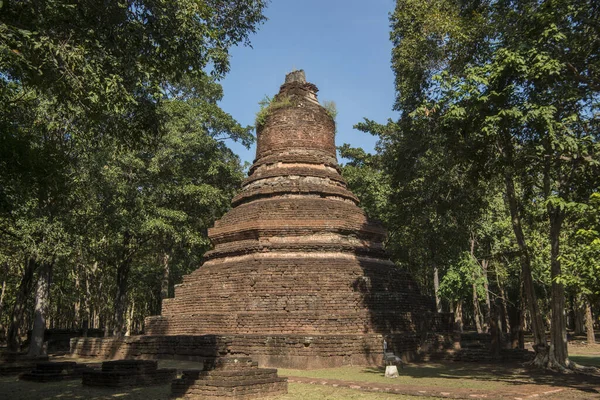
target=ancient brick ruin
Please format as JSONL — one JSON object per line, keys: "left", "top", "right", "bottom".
{"left": 82, "top": 360, "right": 176, "bottom": 387}
{"left": 171, "top": 357, "right": 287, "bottom": 399}
{"left": 19, "top": 361, "right": 92, "bottom": 382}
{"left": 72, "top": 70, "right": 453, "bottom": 368}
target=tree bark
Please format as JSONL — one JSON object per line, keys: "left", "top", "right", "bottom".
{"left": 584, "top": 300, "right": 595, "bottom": 345}
{"left": 0, "top": 263, "right": 7, "bottom": 311}
{"left": 472, "top": 280, "right": 483, "bottom": 333}
{"left": 113, "top": 232, "right": 132, "bottom": 337}
{"left": 548, "top": 205, "right": 569, "bottom": 368}
{"left": 454, "top": 300, "right": 464, "bottom": 332}
{"left": 28, "top": 262, "right": 52, "bottom": 357}
{"left": 433, "top": 266, "right": 442, "bottom": 313}
{"left": 497, "top": 276, "right": 511, "bottom": 335}
{"left": 482, "top": 259, "right": 491, "bottom": 333}
{"left": 160, "top": 252, "right": 170, "bottom": 310}
{"left": 574, "top": 295, "right": 586, "bottom": 335}
{"left": 7, "top": 258, "right": 37, "bottom": 352}
{"left": 504, "top": 172, "right": 547, "bottom": 362}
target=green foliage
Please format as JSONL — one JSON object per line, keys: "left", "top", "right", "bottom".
{"left": 561, "top": 193, "right": 600, "bottom": 298}
{"left": 255, "top": 95, "right": 293, "bottom": 127}
{"left": 355, "top": 0, "right": 599, "bottom": 333}
{"left": 322, "top": 100, "right": 338, "bottom": 120}
{"left": 439, "top": 252, "right": 487, "bottom": 302}
{"left": 0, "top": 0, "right": 266, "bottom": 338}
{"left": 338, "top": 145, "right": 391, "bottom": 224}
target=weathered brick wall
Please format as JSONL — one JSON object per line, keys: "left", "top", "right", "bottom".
{"left": 121, "top": 70, "right": 456, "bottom": 368}
{"left": 71, "top": 330, "right": 455, "bottom": 369}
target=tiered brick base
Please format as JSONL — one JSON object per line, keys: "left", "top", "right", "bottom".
{"left": 171, "top": 357, "right": 287, "bottom": 399}
{"left": 82, "top": 360, "right": 176, "bottom": 387}
{"left": 0, "top": 354, "right": 49, "bottom": 376}
{"left": 20, "top": 361, "right": 92, "bottom": 382}
{"left": 71, "top": 331, "right": 454, "bottom": 369}
{"left": 71, "top": 71, "right": 456, "bottom": 370}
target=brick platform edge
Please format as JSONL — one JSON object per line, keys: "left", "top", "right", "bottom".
{"left": 70, "top": 333, "right": 455, "bottom": 369}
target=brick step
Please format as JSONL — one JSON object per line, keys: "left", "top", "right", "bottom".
{"left": 82, "top": 359, "right": 176, "bottom": 388}
{"left": 170, "top": 357, "right": 287, "bottom": 399}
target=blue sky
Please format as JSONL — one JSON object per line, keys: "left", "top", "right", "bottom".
{"left": 218, "top": 0, "right": 399, "bottom": 165}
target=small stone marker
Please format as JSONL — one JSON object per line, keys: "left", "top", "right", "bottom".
{"left": 385, "top": 365, "right": 399, "bottom": 378}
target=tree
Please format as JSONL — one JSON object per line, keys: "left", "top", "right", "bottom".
{"left": 364, "top": 0, "right": 599, "bottom": 369}
{"left": 0, "top": 0, "right": 266, "bottom": 350}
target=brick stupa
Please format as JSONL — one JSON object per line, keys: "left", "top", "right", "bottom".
{"left": 72, "top": 71, "right": 452, "bottom": 368}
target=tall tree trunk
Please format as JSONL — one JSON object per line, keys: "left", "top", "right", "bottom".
{"left": 125, "top": 300, "right": 134, "bottom": 337}
{"left": 160, "top": 252, "right": 170, "bottom": 311}
{"left": 28, "top": 262, "right": 52, "bottom": 357}
{"left": 504, "top": 172, "right": 547, "bottom": 363}
{"left": 433, "top": 266, "right": 442, "bottom": 313}
{"left": 470, "top": 238, "right": 483, "bottom": 333}
{"left": 482, "top": 260, "right": 491, "bottom": 333}
{"left": 454, "top": 300, "right": 463, "bottom": 332}
{"left": 497, "top": 276, "right": 511, "bottom": 335}
{"left": 113, "top": 233, "right": 132, "bottom": 337}
{"left": 518, "top": 279, "right": 526, "bottom": 349}
{"left": 7, "top": 258, "right": 37, "bottom": 352}
{"left": 0, "top": 263, "right": 7, "bottom": 311}
{"left": 113, "top": 259, "right": 131, "bottom": 337}
{"left": 472, "top": 280, "right": 483, "bottom": 333}
{"left": 584, "top": 299, "right": 595, "bottom": 345}
{"left": 82, "top": 266, "right": 92, "bottom": 337}
{"left": 0, "top": 264, "right": 7, "bottom": 342}
{"left": 548, "top": 205, "right": 569, "bottom": 368}
{"left": 574, "top": 295, "right": 586, "bottom": 335}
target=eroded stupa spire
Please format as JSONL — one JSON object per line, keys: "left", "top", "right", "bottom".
{"left": 143, "top": 71, "right": 449, "bottom": 368}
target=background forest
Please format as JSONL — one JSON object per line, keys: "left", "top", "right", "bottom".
{"left": 0, "top": 0, "right": 598, "bottom": 372}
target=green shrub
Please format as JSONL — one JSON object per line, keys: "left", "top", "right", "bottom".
{"left": 322, "top": 100, "right": 337, "bottom": 120}
{"left": 255, "top": 95, "right": 293, "bottom": 127}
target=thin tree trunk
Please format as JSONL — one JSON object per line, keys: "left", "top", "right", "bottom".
{"left": 433, "top": 266, "right": 442, "bottom": 313}
{"left": 574, "top": 295, "right": 586, "bottom": 335}
{"left": 504, "top": 172, "right": 547, "bottom": 362}
{"left": 0, "top": 276, "right": 6, "bottom": 314}
{"left": 113, "top": 233, "right": 132, "bottom": 337}
{"left": 497, "top": 277, "right": 511, "bottom": 335}
{"left": 160, "top": 252, "right": 170, "bottom": 311}
{"left": 482, "top": 259, "right": 491, "bottom": 333}
{"left": 28, "top": 262, "right": 52, "bottom": 357}
{"left": 113, "top": 259, "right": 131, "bottom": 337}
{"left": 518, "top": 278, "right": 526, "bottom": 349}
{"left": 548, "top": 205, "right": 569, "bottom": 368}
{"left": 454, "top": 300, "right": 463, "bottom": 333}
{"left": 7, "top": 258, "right": 37, "bottom": 352}
{"left": 470, "top": 238, "right": 483, "bottom": 333}
{"left": 472, "top": 280, "right": 483, "bottom": 333}
{"left": 125, "top": 301, "right": 134, "bottom": 337}
{"left": 584, "top": 299, "right": 595, "bottom": 345}
{"left": 0, "top": 270, "right": 6, "bottom": 340}
{"left": 490, "top": 298, "right": 502, "bottom": 357}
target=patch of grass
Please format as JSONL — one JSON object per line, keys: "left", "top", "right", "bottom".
{"left": 0, "top": 376, "right": 171, "bottom": 400}
{"left": 0, "top": 376, "right": 439, "bottom": 400}
{"left": 570, "top": 355, "right": 600, "bottom": 367}
{"left": 278, "top": 363, "right": 524, "bottom": 390}
{"left": 255, "top": 95, "right": 293, "bottom": 127}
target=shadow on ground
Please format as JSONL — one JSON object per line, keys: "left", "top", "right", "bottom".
{"left": 0, "top": 376, "right": 171, "bottom": 400}
{"left": 362, "top": 361, "right": 600, "bottom": 396}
